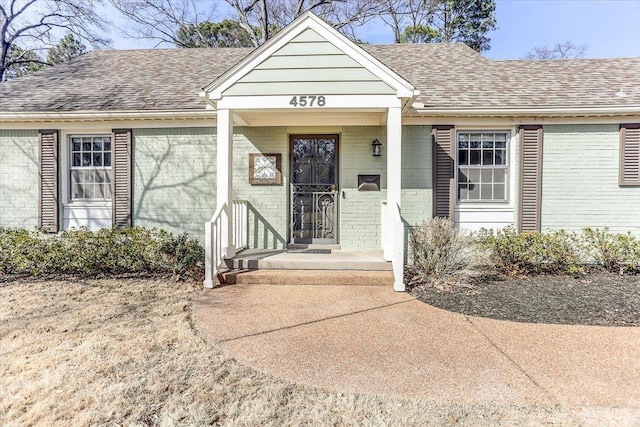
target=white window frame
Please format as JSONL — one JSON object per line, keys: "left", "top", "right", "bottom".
{"left": 67, "top": 134, "right": 113, "bottom": 203}
{"left": 455, "top": 129, "right": 511, "bottom": 204}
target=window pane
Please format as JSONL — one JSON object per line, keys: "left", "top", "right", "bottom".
{"left": 494, "top": 169, "right": 505, "bottom": 183}
{"left": 481, "top": 184, "right": 493, "bottom": 200}
{"left": 82, "top": 142, "right": 91, "bottom": 151}
{"left": 103, "top": 183, "right": 112, "bottom": 198}
{"left": 495, "top": 150, "right": 506, "bottom": 165}
{"left": 458, "top": 169, "right": 469, "bottom": 183}
{"left": 93, "top": 153, "right": 102, "bottom": 166}
{"left": 468, "top": 183, "right": 480, "bottom": 200}
{"left": 470, "top": 150, "right": 481, "bottom": 165}
{"left": 82, "top": 153, "right": 91, "bottom": 166}
{"left": 494, "top": 184, "right": 505, "bottom": 200}
{"left": 72, "top": 142, "right": 81, "bottom": 151}
{"left": 93, "top": 141, "right": 102, "bottom": 151}
{"left": 72, "top": 183, "right": 84, "bottom": 199}
{"left": 458, "top": 184, "right": 468, "bottom": 200}
{"left": 73, "top": 153, "right": 81, "bottom": 167}
{"left": 87, "top": 170, "right": 96, "bottom": 183}
{"left": 103, "top": 152, "right": 111, "bottom": 166}
{"left": 83, "top": 184, "right": 95, "bottom": 199}
{"left": 459, "top": 150, "right": 468, "bottom": 165}
{"left": 482, "top": 150, "right": 494, "bottom": 165}
{"left": 104, "top": 140, "right": 111, "bottom": 151}
{"left": 481, "top": 169, "right": 493, "bottom": 183}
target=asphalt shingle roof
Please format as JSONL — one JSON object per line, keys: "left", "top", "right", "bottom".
{"left": 0, "top": 43, "right": 638, "bottom": 113}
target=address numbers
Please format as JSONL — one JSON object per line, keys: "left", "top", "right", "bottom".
{"left": 289, "top": 95, "right": 326, "bottom": 107}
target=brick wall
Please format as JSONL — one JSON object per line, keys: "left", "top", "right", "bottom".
{"left": 132, "top": 128, "right": 216, "bottom": 240}
{"left": 0, "top": 130, "right": 39, "bottom": 228}
{"left": 541, "top": 124, "right": 640, "bottom": 235}
{"left": 232, "top": 127, "right": 289, "bottom": 249}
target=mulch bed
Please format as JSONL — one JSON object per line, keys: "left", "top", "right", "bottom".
{"left": 407, "top": 269, "right": 640, "bottom": 327}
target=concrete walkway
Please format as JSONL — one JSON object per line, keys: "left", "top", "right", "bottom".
{"left": 195, "top": 283, "right": 640, "bottom": 424}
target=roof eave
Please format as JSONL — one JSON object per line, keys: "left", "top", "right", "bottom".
{"left": 410, "top": 105, "right": 640, "bottom": 118}
{"left": 0, "top": 109, "right": 215, "bottom": 122}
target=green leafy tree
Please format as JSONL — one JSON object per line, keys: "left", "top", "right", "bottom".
{"left": 175, "top": 19, "right": 253, "bottom": 48}
{"left": 2, "top": 44, "right": 45, "bottom": 80}
{"left": 381, "top": 0, "right": 497, "bottom": 52}
{"left": 47, "top": 34, "right": 88, "bottom": 64}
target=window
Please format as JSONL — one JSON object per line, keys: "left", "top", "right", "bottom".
{"left": 69, "top": 135, "right": 112, "bottom": 200}
{"left": 457, "top": 131, "right": 509, "bottom": 202}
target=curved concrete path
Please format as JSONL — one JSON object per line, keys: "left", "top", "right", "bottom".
{"left": 195, "top": 283, "right": 640, "bottom": 423}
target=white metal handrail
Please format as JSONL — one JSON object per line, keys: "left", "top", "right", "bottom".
{"left": 203, "top": 200, "right": 248, "bottom": 288}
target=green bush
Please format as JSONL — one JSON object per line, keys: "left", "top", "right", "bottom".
{"left": 583, "top": 227, "right": 640, "bottom": 275}
{"left": 0, "top": 227, "right": 204, "bottom": 279}
{"left": 409, "top": 217, "right": 476, "bottom": 278}
{"left": 477, "top": 227, "right": 584, "bottom": 276}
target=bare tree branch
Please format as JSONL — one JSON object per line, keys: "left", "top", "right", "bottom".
{"left": 525, "top": 41, "right": 588, "bottom": 59}
{"left": 1, "top": 0, "right": 111, "bottom": 81}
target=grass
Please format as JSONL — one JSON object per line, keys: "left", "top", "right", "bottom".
{"left": 1, "top": 277, "right": 576, "bottom": 426}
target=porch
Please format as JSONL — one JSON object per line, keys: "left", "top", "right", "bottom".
{"left": 203, "top": 199, "right": 403, "bottom": 288}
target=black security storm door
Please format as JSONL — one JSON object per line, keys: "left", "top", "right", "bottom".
{"left": 290, "top": 135, "right": 339, "bottom": 244}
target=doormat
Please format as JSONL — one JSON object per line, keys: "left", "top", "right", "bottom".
{"left": 286, "top": 249, "right": 332, "bottom": 254}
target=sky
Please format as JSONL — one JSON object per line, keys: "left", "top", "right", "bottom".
{"left": 105, "top": 0, "right": 640, "bottom": 59}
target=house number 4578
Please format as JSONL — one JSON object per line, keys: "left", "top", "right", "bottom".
{"left": 289, "top": 95, "right": 326, "bottom": 107}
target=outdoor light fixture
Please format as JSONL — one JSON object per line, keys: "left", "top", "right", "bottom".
{"left": 372, "top": 139, "right": 382, "bottom": 157}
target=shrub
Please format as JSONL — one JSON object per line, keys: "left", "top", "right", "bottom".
{"left": 409, "top": 217, "right": 476, "bottom": 278}
{"left": 583, "top": 227, "right": 640, "bottom": 275}
{"left": 477, "top": 227, "right": 584, "bottom": 276}
{"left": 0, "top": 227, "right": 204, "bottom": 279}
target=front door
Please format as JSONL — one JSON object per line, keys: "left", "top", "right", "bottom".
{"left": 290, "top": 135, "right": 339, "bottom": 244}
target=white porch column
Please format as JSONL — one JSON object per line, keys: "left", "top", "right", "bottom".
{"left": 386, "top": 106, "right": 404, "bottom": 291}
{"left": 217, "top": 108, "right": 235, "bottom": 258}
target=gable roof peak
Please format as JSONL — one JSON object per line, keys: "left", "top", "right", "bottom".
{"left": 202, "top": 11, "right": 418, "bottom": 101}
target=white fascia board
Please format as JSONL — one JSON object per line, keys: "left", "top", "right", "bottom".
{"left": 204, "top": 12, "right": 416, "bottom": 101}
{"left": 217, "top": 94, "right": 401, "bottom": 110}
{"left": 411, "top": 105, "right": 640, "bottom": 117}
{"left": 0, "top": 109, "right": 216, "bottom": 122}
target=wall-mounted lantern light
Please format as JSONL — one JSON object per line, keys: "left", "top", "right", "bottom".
{"left": 372, "top": 139, "right": 382, "bottom": 157}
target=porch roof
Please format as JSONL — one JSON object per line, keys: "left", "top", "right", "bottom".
{"left": 1, "top": 44, "right": 639, "bottom": 114}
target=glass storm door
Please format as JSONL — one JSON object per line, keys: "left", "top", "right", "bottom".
{"left": 290, "top": 135, "right": 338, "bottom": 244}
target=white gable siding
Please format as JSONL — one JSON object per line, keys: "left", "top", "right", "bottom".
{"left": 223, "top": 28, "right": 395, "bottom": 97}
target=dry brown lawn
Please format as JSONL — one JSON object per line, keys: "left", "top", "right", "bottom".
{"left": 1, "top": 278, "right": 575, "bottom": 426}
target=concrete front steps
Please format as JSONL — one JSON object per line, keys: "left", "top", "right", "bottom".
{"left": 218, "top": 248, "right": 394, "bottom": 286}
{"left": 219, "top": 269, "right": 394, "bottom": 286}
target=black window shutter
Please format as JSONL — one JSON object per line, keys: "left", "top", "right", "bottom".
{"left": 38, "top": 130, "right": 59, "bottom": 233}
{"left": 620, "top": 124, "right": 640, "bottom": 186}
{"left": 112, "top": 129, "right": 132, "bottom": 228}
{"left": 519, "top": 125, "right": 543, "bottom": 231}
{"left": 432, "top": 125, "right": 455, "bottom": 218}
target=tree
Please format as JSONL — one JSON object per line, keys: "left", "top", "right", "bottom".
{"left": 379, "top": 0, "right": 497, "bottom": 52}
{"left": 0, "top": 0, "right": 110, "bottom": 81}
{"left": 226, "top": 0, "right": 383, "bottom": 47}
{"left": 2, "top": 43, "right": 44, "bottom": 79}
{"left": 109, "top": 0, "right": 219, "bottom": 48}
{"left": 525, "top": 41, "right": 588, "bottom": 59}
{"left": 47, "top": 33, "right": 87, "bottom": 64}
{"left": 176, "top": 19, "right": 253, "bottom": 48}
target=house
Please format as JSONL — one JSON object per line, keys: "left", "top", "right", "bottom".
{"left": 1, "top": 12, "right": 639, "bottom": 290}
